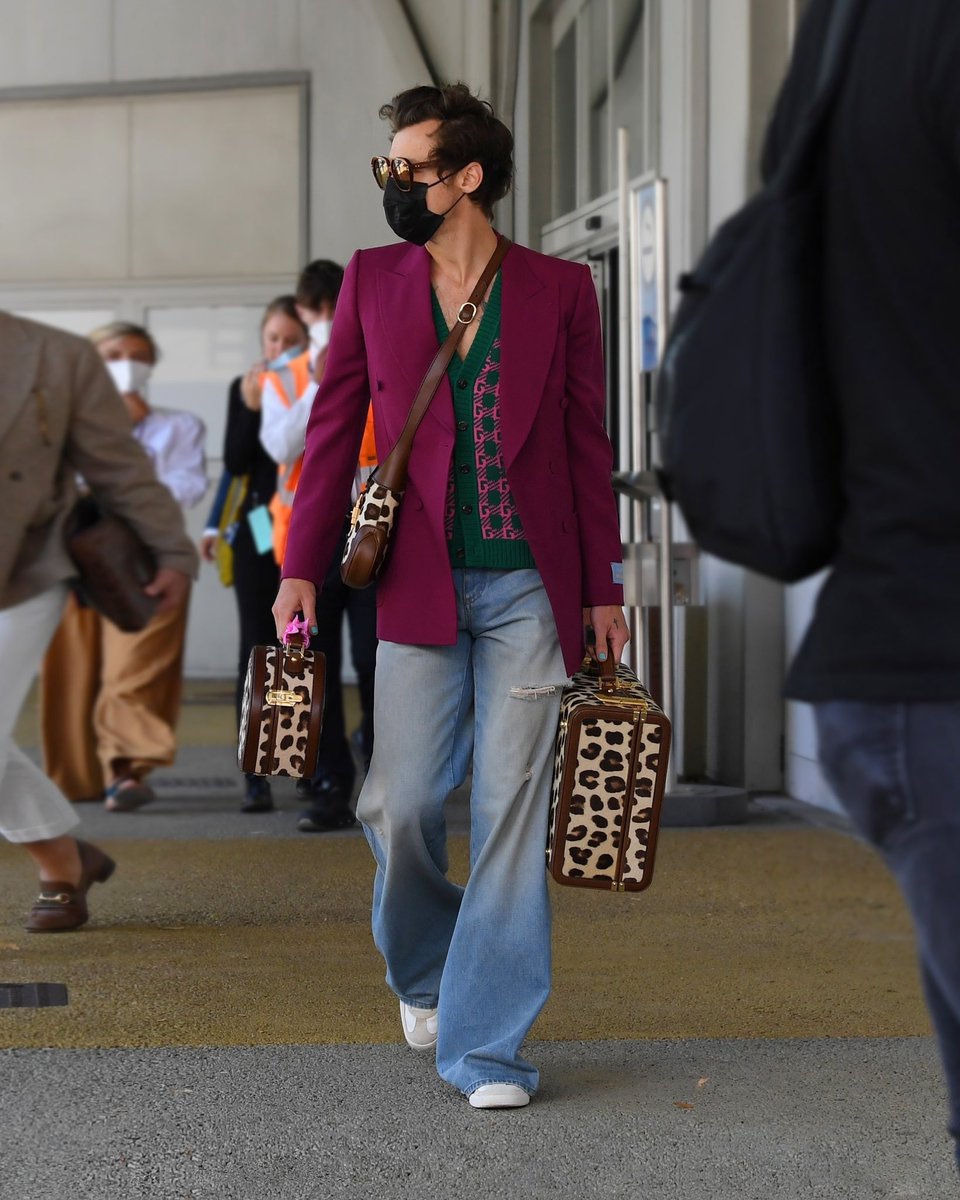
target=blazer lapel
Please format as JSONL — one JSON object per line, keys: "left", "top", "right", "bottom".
{"left": 500, "top": 246, "right": 559, "bottom": 468}
{"left": 0, "top": 315, "right": 42, "bottom": 449}
{"left": 376, "top": 244, "right": 454, "bottom": 436}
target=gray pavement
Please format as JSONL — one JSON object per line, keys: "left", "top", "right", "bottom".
{"left": 17, "top": 742, "right": 952, "bottom": 1198}
{"left": 49, "top": 744, "right": 821, "bottom": 842}
{"left": 2, "top": 1038, "right": 954, "bottom": 1199}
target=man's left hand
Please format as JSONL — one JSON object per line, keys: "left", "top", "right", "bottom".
{"left": 583, "top": 605, "right": 630, "bottom": 664}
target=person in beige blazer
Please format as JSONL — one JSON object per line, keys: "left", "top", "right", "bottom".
{"left": 0, "top": 310, "right": 197, "bottom": 932}
{"left": 40, "top": 321, "right": 206, "bottom": 811}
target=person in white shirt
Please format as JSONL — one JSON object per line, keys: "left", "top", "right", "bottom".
{"left": 40, "top": 322, "right": 206, "bottom": 812}
{"left": 259, "top": 261, "right": 378, "bottom": 833}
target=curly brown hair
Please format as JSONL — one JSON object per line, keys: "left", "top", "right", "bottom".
{"left": 379, "top": 83, "right": 513, "bottom": 219}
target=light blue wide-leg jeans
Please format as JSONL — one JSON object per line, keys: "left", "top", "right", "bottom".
{"left": 356, "top": 568, "right": 569, "bottom": 1097}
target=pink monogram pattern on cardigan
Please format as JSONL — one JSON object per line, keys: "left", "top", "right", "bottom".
{"left": 444, "top": 337, "right": 527, "bottom": 543}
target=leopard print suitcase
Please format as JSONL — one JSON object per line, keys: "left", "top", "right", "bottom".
{"left": 547, "top": 659, "right": 671, "bottom": 892}
{"left": 238, "top": 625, "right": 325, "bottom": 779}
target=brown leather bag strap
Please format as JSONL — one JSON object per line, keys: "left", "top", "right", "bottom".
{"left": 375, "top": 234, "right": 512, "bottom": 492}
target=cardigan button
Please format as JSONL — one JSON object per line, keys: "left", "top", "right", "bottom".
{"left": 459, "top": 464, "right": 469, "bottom": 475}
{"left": 457, "top": 378, "right": 469, "bottom": 390}
{"left": 457, "top": 420, "right": 468, "bottom": 431}
{"left": 461, "top": 504, "right": 473, "bottom": 515}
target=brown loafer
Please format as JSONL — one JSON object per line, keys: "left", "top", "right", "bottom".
{"left": 26, "top": 839, "right": 116, "bottom": 933}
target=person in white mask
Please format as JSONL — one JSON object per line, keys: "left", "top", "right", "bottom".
{"left": 40, "top": 322, "right": 206, "bottom": 812}
{"left": 258, "top": 259, "right": 342, "bottom": 505}
{"left": 259, "top": 260, "right": 379, "bottom": 835}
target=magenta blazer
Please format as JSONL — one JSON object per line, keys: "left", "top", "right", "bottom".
{"left": 282, "top": 239, "right": 624, "bottom": 677}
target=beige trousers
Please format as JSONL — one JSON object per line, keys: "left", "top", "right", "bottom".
{"left": 40, "top": 589, "right": 190, "bottom": 801}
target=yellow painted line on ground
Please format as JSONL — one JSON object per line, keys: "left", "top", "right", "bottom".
{"left": 0, "top": 828, "right": 927, "bottom": 1049}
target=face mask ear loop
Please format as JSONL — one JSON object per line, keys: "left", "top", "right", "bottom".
{"left": 441, "top": 190, "right": 468, "bottom": 219}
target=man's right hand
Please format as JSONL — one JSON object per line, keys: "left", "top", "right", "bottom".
{"left": 145, "top": 568, "right": 191, "bottom": 614}
{"left": 272, "top": 577, "right": 318, "bottom": 639}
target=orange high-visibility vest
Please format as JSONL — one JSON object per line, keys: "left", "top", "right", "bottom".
{"left": 264, "top": 350, "right": 377, "bottom": 565}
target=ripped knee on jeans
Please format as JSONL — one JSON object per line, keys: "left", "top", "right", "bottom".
{"left": 508, "top": 684, "right": 562, "bottom": 700}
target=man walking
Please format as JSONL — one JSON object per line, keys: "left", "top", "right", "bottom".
{"left": 769, "top": 0, "right": 960, "bottom": 1172}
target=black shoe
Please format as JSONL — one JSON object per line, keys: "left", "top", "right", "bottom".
{"left": 296, "top": 772, "right": 355, "bottom": 801}
{"left": 241, "top": 774, "right": 274, "bottom": 814}
{"left": 350, "top": 727, "right": 372, "bottom": 775}
{"left": 297, "top": 780, "right": 356, "bottom": 832}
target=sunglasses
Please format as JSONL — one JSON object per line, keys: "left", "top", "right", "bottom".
{"left": 371, "top": 155, "right": 453, "bottom": 192}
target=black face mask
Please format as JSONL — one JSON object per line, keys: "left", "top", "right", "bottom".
{"left": 383, "top": 178, "right": 465, "bottom": 246}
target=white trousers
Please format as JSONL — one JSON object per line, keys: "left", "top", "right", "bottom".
{"left": 0, "top": 586, "right": 79, "bottom": 843}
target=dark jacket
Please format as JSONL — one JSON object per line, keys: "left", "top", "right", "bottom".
{"left": 223, "top": 376, "right": 278, "bottom": 515}
{"left": 772, "top": 0, "right": 960, "bottom": 700}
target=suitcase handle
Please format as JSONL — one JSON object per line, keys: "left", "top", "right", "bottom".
{"left": 598, "top": 654, "right": 617, "bottom": 694}
{"left": 579, "top": 652, "right": 618, "bottom": 693}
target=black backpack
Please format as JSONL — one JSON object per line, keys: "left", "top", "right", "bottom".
{"left": 657, "top": 0, "right": 868, "bottom": 583}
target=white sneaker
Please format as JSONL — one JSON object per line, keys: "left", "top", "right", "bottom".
{"left": 468, "top": 1084, "right": 531, "bottom": 1109}
{"left": 399, "top": 1000, "right": 438, "bottom": 1051}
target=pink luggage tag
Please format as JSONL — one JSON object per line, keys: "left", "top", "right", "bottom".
{"left": 283, "top": 615, "right": 310, "bottom": 649}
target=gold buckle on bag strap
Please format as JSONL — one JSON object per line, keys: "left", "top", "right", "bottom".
{"left": 265, "top": 690, "right": 301, "bottom": 707}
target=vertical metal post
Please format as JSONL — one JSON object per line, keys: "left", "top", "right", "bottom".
{"left": 653, "top": 176, "right": 677, "bottom": 790}
{"left": 617, "top": 127, "right": 632, "bottom": 526}
{"left": 618, "top": 125, "right": 643, "bottom": 678}
{"left": 659, "top": 497, "right": 677, "bottom": 790}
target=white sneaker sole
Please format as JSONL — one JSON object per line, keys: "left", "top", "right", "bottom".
{"left": 468, "top": 1084, "right": 531, "bottom": 1109}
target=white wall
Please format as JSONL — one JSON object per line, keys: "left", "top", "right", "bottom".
{"left": 404, "top": 0, "right": 494, "bottom": 98}
{"left": 784, "top": 575, "right": 843, "bottom": 812}
{"left": 0, "top": 0, "right": 481, "bottom": 676}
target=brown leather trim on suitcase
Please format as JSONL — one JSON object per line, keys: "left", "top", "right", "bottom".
{"left": 624, "top": 711, "right": 672, "bottom": 893}
{"left": 240, "top": 648, "right": 269, "bottom": 774}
